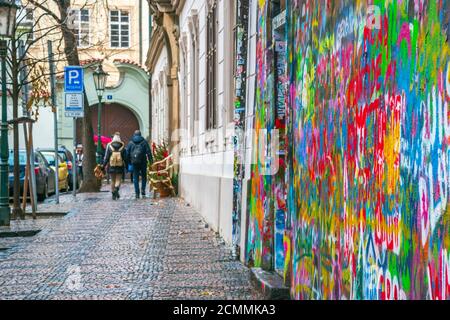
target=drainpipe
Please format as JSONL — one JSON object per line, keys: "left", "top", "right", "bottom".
{"left": 148, "top": 13, "right": 153, "bottom": 142}
{"left": 139, "top": 0, "right": 143, "bottom": 65}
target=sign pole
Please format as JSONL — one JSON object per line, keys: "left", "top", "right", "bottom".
{"left": 48, "top": 40, "right": 59, "bottom": 204}
{"left": 64, "top": 65, "right": 84, "bottom": 199}
{"left": 73, "top": 118, "right": 77, "bottom": 197}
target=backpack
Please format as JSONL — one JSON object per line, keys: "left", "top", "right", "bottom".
{"left": 131, "top": 141, "right": 146, "bottom": 165}
{"left": 109, "top": 144, "right": 124, "bottom": 167}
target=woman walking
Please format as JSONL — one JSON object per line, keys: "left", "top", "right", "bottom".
{"left": 101, "top": 133, "right": 127, "bottom": 200}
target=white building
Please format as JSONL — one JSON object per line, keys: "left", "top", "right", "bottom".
{"left": 148, "top": 0, "right": 236, "bottom": 243}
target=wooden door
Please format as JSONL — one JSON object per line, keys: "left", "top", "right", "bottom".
{"left": 77, "top": 103, "right": 140, "bottom": 145}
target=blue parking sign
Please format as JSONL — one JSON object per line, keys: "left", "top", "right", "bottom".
{"left": 64, "top": 66, "right": 84, "bottom": 92}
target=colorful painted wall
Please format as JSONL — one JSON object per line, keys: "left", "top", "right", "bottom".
{"left": 246, "top": 0, "right": 449, "bottom": 300}
{"left": 246, "top": 0, "right": 277, "bottom": 271}
{"left": 287, "top": 0, "right": 449, "bottom": 300}
{"left": 233, "top": 0, "right": 250, "bottom": 253}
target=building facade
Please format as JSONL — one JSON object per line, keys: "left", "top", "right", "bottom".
{"left": 148, "top": 0, "right": 449, "bottom": 300}
{"left": 148, "top": 0, "right": 236, "bottom": 244}
{"left": 243, "top": 0, "right": 449, "bottom": 300}
{"left": 9, "top": 0, "right": 152, "bottom": 150}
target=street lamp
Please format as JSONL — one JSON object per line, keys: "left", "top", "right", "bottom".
{"left": 93, "top": 63, "right": 108, "bottom": 164}
{"left": 0, "top": 0, "right": 19, "bottom": 226}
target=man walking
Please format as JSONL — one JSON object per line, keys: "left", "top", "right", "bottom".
{"left": 127, "top": 130, "right": 153, "bottom": 199}
{"left": 101, "top": 133, "right": 127, "bottom": 200}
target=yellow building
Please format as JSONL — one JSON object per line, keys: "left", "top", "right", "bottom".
{"left": 15, "top": 0, "right": 151, "bottom": 148}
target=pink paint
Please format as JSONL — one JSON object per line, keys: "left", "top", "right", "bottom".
{"left": 398, "top": 23, "right": 412, "bottom": 57}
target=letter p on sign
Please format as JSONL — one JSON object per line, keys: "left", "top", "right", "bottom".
{"left": 64, "top": 66, "right": 84, "bottom": 93}
{"left": 69, "top": 71, "right": 80, "bottom": 84}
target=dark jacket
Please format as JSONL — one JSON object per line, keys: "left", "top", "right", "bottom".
{"left": 103, "top": 141, "right": 127, "bottom": 174}
{"left": 126, "top": 135, "right": 152, "bottom": 166}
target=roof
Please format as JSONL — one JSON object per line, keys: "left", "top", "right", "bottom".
{"left": 55, "top": 58, "right": 149, "bottom": 81}
{"left": 113, "top": 59, "right": 148, "bottom": 73}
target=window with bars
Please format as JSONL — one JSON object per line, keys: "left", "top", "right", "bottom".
{"left": 70, "top": 9, "right": 90, "bottom": 47}
{"left": 110, "top": 10, "right": 130, "bottom": 48}
{"left": 18, "top": 8, "right": 34, "bottom": 44}
{"left": 206, "top": 3, "right": 218, "bottom": 130}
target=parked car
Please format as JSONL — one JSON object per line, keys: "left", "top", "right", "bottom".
{"left": 38, "top": 151, "right": 70, "bottom": 192}
{"left": 37, "top": 147, "right": 80, "bottom": 190}
{"left": 8, "top": 149, "right": 57, "bottom": 201}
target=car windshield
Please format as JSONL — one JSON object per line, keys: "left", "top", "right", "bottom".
{"left": 62, "top": 150, "right": 73, "bottom": 162}
{"left": 40, "top": 149, "right": 69, "bottom": 162}
{"left": 59, "top": 152, "right": 68, "bottom": 162}
{"left": 8, "top": 151, "right": 27, "bottom": 166}
{"left": 41, "top": 153, "right": 56, "bottom": 166}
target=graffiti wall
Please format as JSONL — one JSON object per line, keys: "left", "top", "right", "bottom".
{"left": 273, "top": 10, "right": 289, "bottom": 276}
{"left": 246, "top": 0, "right": 276, "bottom": 270}
{"left": 246, "top": 0, "right": 290, "bottom": 275}
{"left": 232, "top": 0, "right": 250, "bottom": 254}
{"left": 286, "top": 0, "right": 449, "bottom": 300}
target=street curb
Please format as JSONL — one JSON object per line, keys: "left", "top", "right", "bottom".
{"left": 0, "top": 230, "right": 41, "bottom": 238}
{"left": 29, "top": 212, "right": 69, "bottom": 217}
{"left": 250, "top": 267, "right": 291, "bottom": 300}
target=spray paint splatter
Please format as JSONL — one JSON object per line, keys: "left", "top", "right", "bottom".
{"left": 246, "top": 0, "right": 449, "bottom": 300}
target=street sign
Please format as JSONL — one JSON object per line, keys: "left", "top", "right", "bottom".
{"left": 107, "top": 95, "right": 113, "bottom": 100}
{"left": 64, "top": 66, "right": 84, "bottom": 93}
{"left": 65, "top": 93, "right": 84, "bottom": 118}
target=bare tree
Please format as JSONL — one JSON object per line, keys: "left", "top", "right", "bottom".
{"left": 6, "top": 0, "right": 69, "bottom": 218}
{"left": 25, "top": 0, "right": 114, "bottom": 193}
{"left": 7, "top": 0, "right": 132, "bottom": 203}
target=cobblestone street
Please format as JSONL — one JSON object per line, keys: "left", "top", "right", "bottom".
{"left": 0, "top": 184, "right": 262, "bottom": 300}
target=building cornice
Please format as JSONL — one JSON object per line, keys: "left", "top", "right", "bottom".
{"left": 148, "top": 0, "right": 186, "bottom": 15}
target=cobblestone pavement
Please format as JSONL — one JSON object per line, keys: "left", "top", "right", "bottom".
{"left": 0, "top": 183, "right": 262, "bottom": 300}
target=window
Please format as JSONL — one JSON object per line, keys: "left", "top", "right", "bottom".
{"left": 152, "top": 86, "right": 159, "bottom": 141}
{"left": 17, "top": 8, "right": 34, "bottom": 44}
{"left": 35, "top": 153, "right": 44, "bottom": 167}
{"left": 180, "top": 41, "right": 188, "bottom": 132}
{"left": 70, "top": 9, "right": 90, "bottom": 47}
{"left": 159, "top": 82, "right": 164, "bottom": 140}
{"left": 9, "top": 151, "right": 27, "bottom": 166}
{"left": 190, "top": 26, "right": 199, "bottom": 137}
{"left": 110, "top": 10, "right": 130, "bottom": 48}
{"left": 187, "top": 13, "right": 199, "bottom": 139}
{"left": 228, "top": 1, "right": 237, "bottom": 123}
{"left": 206, "top": 3, "right": 218, "bottom": 130}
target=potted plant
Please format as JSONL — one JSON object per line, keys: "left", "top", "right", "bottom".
{"left": 148, "top": 142, "right": 175, "bottom": 198}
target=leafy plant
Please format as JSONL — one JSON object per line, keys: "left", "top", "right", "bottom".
{"left": 171, "top": 172, "right": 179, "bottom": 196}
{"left": 148, "top": 141, "right": 175, "bottom": 197}
{"left": 151, "top": 141, "right": 169, "bottom": 163}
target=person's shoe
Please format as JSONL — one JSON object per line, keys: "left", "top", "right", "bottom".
{"left": 115, "top": 187, "right": 120, "bottom": 199}
{"left": 112, "top": 191, "right": 117, "bottom": 200}
{"left": 136, "top": 194, "right": 140, "bottom": 199}
{"left": 141, "top": 192, "right": 146, "bottom": 198}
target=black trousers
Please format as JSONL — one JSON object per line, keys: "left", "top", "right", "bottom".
{"left": 133, "top": 164, "right": 147, "bottom": 195}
